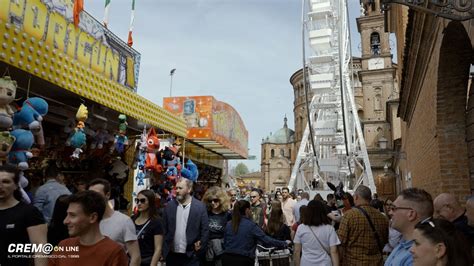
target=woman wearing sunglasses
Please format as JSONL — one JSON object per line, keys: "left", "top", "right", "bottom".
{"left": 202, "top": 186, "right": 231, "bottom": 266}
{"left": 410, "top": 218, "right": 472, "bottom": 266}
{"left": 133, "top": 190, "right": 164, "bottom": 266}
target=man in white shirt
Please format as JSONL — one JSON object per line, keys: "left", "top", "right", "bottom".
{"left": 162, "top": 178, "right": 209, "bottom": 266}
{"left": 281, "top": 187, "right": 296, "bottom": 226}
{"left": 88, "top": 178, "right": 141, "bottom": 266}
{"left": 293, "top": 192, "right": 309, "bottom": 224}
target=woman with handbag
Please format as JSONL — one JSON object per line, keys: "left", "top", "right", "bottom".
{"left": 202, "top": 186, "right": 231, "bottom": 266}
{"left": 132, "top": 189, "right": 164, "bottom": 266}
{"left": 294, "top": 200, "right": 340, "bottom": 266}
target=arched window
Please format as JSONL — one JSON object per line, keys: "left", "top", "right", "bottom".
{"left": 280, "top": 149, "right": 284, "bottom": 157}
{"left": 289, "top": 149, "right": 292, "bottom": 158}
{"left": 370, "top": 32, "right": 381, "bottom": 56}
{"left": 271, "top": 149, "right": 275, "bottom": 158}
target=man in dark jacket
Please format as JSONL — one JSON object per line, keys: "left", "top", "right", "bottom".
{"left": 163, "top": 178, "right": 209, "bottom": 266}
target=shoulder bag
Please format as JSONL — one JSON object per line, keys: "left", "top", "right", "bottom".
{"left": 309, "top": 226, "right": 330, "bottom": 255}
{"left": 355, "top": 206, "right": 383, "bottom": 254}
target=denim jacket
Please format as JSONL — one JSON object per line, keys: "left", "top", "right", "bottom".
{"left": 223, "top": 217, "right": 287, "bottom": 258}
{"left": 33, "top": 179, "right": 71, "bottom": 224}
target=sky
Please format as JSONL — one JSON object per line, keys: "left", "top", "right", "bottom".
{"left": 85, "top": 0, "right": 363, "bottom": 172}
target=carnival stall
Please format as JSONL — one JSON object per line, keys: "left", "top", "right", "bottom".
{"left": 0, "top": 0, "right": 187, "bottom": 210}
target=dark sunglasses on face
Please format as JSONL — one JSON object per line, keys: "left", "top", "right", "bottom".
{"left": 135, "top": 198, "right": 147, "bottom": 204}
{"left": 211, "top": 199, "right": 220, "bottom": 203}
{"left": 250, "top": 196, "right": 258, "bottom": 199}
{"left": 230, "top": 194, "right": 236, "bottom": 197}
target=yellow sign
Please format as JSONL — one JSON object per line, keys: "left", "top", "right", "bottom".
{"left": 0, "top": 0, "right": 139, "bottom": 91}
{"left": 0, "top": 1, "right": 187, "bottom": 137}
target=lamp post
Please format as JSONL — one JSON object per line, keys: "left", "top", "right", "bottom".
{"left": 169, "top": 68, "right": 176, "bottom": 97}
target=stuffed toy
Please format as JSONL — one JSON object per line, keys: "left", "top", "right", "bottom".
{"left": 18, "top": 173, "right": 30, "bottom": 203}
{"left": 0, "top": 76, "right": 17, "bottom": 129}
{"left": 113, "top": 114, "right": 129, "bottom": 154}
{"left": 180, "top": 159, "right": 199, "bottom": 182}
{"left": 145, "top": 128, "right": 162, "bottom": 173}
{"left": 162, "top": 146, "right": 181, "bottom": 178}
{"left": 8, "top": 129, "right": 34, "bottom": 170}
{"left": 135, "top": 127, "right": 148, "bottom": 186}
{"left": 108, "top": 159, "right": 129, "bottom": 180}
{"left": 0, "top": 131, "right": 15, "bottom": 158}
{"left": 90, "top": 126, "right": 112, "bottom": 150}
{"left": 67, "top": 104, "right": 88, "bottom": 159}
{"left": 13, "top": 97, "right": 48, "bottom": 134}
{"left": 63, "top": 117, "right": 76, "bottom": 134}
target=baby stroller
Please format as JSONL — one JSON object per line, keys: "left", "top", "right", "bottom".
{"left": 256, "top": 244, "right": 292, "bottom": 266}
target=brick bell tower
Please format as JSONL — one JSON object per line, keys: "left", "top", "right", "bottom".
{"left": 356, "top": 0, "right": 400, "bottom": 197}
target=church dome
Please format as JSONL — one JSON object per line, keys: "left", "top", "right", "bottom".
{"left": 263, "top": 117, "right": 295, "bottom": 144}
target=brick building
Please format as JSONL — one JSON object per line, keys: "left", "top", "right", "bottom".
{"left": 385, "top": 0, "right": 474, "bottom": 201}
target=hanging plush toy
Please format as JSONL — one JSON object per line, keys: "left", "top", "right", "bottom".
{"left": 181, "top": 159, "right": 199, "bottom": 182}
{"left": 144, "top": 128, "right": 162, "bottom": 173}
{"left": 0, "top": 131, "right": 16, "bottom": 158}
{"left": 135, "top": 127, "right": 147, "bottom": 186}
{"left": 0, "top": 76, "right": 17, "bottom": 129}
{"left": 114, "top": 114, "right": 129, "bottom": 154}
{"left": 12, "top": 97, "right": 48, "bottom": 134}
{"left": 90, "top": 124, "right": 112, "bottom": 150}
{"left": 162, "top": 146, "right": 181, "bottom": 179}
{"left": 67, "top": 104, "right": 88, "bottom": 159}
{"left": 8, "top": 129, "right": 34, "bottom": 170}
{"left": 8, "top": 129, "right": 35, "bottom": 204}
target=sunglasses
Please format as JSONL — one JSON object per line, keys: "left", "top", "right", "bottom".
{"left": 135, "top": 198, "right": 147, "bottom": 204}
{"left": 211, "top": 199, "right": 220, "bottom": 203}
{"left": 230, "top": 194, "right": 237, "bottom": 197}
{"left": 418, "top": 218, "right": 435, "bottom": 228}
{"left": 250, "top": 196, "right": 258, "bottom": 199}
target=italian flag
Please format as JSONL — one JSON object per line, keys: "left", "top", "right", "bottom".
{"left": 73, "top": 0, "right": 84, "bottom": 27}
{"left": 103, "top": 0, "right": 111, "bottom": 28}
{"left": 127, "top": 0, "right": 135, "bottom": 47}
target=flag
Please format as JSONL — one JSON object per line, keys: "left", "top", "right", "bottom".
{"left": 103, "top": 0, "right": 111, "bottom": 28}
{"left": 127, "top": 0, "right": 135, "bottom": 47}
{"left": 73, "top": 0, "right": 84, "bottom": 27}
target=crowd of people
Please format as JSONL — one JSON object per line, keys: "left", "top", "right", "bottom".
{"left": 1, "top": 161, "right": 474, "bottom": 266}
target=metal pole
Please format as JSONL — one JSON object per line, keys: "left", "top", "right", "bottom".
{"left": 169, "top": 75, "right": 174, "bottom": 97}
{"left": 337, "top": 0, "right": 352, "bottom": 176}
{"left": 301, "top": 0, "right": 317, "bottom": 158}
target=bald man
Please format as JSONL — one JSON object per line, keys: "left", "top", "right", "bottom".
{"left": 434, "top": 193, "right": 474, "bottom": 247}
{"left": 466, "top": 196, "right": 474, "bottom": 227}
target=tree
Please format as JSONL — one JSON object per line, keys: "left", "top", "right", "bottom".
{"left": 234, "top": 163, "right": 249, "bottom": 176}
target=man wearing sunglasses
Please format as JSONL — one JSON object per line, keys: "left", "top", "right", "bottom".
{"left": 385, "top": 188, "right": 433, "bottom": 266}
{"left": 228, "top": 189, "right": 238, "bottom": 210}
{"left": 249, "top": 189, "right": 265, "bottom": 227}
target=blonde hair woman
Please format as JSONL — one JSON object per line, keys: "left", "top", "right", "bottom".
{"left": 202, "top": 186, "right": 231, "bottom": 266}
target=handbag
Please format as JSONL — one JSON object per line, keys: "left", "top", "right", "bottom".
{"left": 309, "top": 227, "right": 330, "bottom": 255}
